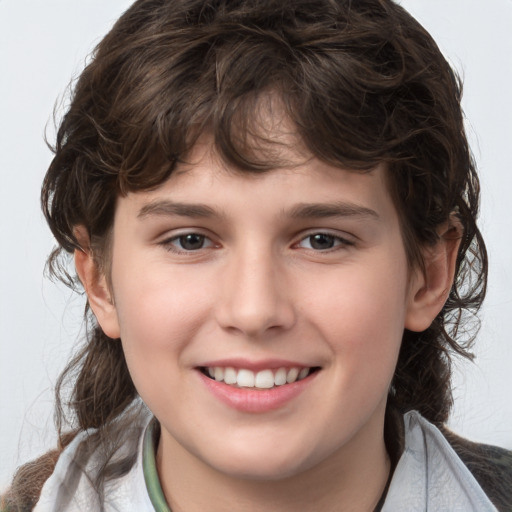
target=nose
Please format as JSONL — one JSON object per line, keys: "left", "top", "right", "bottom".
{"left": 216, "top": 246, "right": 296, "bottom": 338}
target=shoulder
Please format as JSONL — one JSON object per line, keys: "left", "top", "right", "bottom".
{"left": 441, "top": 427, "right": 512, "bottom": 512}
{"left": 34, "top": 401, "right": 152, "bottom": 512}
{"left": 383, "top": 411, "right": 500, "bottom": 511}
{"left": 403, "top": 411, "right": 512, "bottom": 511}
{"left": 32, "top": 427, "right": 107, "bottom": 511}
{"left": 1, "top": 440, "right": 68, "bottom": 512}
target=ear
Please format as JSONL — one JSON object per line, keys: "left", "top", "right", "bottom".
{"left": 74, "top": 226, "right": 120, "bottom": 339}
{"left": 405, "top": 220, "right": 462, "bottom": 332}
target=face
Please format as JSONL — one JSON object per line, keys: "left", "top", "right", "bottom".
{"left": 97, "top": 137, "right": 423, "bottom": 481}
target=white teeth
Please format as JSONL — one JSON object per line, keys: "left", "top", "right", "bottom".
{"left": 298, "top": 368, "right": 309, "bottom": 380}
{"left": 274, "top": 367, "right": 287, "bottom": 386}
{"left": 286, "top": 367, "right": 299, "bottom": 383}
{"left": 205, "top": 366, "right": 313, "bottom": 388}
{"left": 224, "top": 367, "right": 237, "bottom": 385}
{"left": 214, "top": 367, "right": 224, "bottom": 381}
{"left": 237, "top": 369, "right": 255, "bottom": 387}
{"left": 255, "top": 370, "right": 274, "bottom": 389}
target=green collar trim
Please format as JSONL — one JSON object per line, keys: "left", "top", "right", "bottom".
{"left": 143, "top": 418, "right": 172, "bottom": 512}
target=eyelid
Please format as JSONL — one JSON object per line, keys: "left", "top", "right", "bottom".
{"left": 294, "top": 230, "right": 356, "bottom": 251}
{"left": 155, "top": 228, "right": 356, "bottom": 254}
{"left": 158, "top": 229, "right": 219, "bottom": 254}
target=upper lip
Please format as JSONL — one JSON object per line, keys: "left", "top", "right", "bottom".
{"left": 197, "top": 358, "right": 317, "bottom": 372}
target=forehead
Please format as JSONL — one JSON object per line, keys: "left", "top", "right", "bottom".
{"left": 117, "top": 134, "right": 396, "bottom": 229}
{"left": 118, "top": 97, "right": 397, "bottom": 223}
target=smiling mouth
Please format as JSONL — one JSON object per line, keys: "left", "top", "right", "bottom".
{"left": 199, "top": 366, "right": 320, "bottom": 389}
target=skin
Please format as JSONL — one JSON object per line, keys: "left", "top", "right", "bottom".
{"left": 76, "top": 127, "right": 459, "bottom": 511}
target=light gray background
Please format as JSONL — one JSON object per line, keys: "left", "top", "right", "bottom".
{"left": 1, "top": 0, "right": 511, "bottom": 491}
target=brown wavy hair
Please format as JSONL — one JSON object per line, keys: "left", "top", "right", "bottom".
{"left": 5, "top": 0, "right": 490, "bottom": 509}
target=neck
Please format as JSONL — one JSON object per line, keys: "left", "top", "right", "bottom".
{"left": 156, "top": 412, "right": 391, "bottom": 512}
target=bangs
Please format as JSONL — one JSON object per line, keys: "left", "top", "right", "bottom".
{"left": 86, "top": 1, "right": 427, "bottom": 194}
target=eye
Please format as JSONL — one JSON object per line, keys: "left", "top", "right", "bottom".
{"left": 297, "top": 233, "right": 353, "bottom": 251}
{"left": 162, "top": 233, "right": 215, "bottom": 252}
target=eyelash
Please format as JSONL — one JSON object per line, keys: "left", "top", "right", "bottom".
{"left": 160, "top": 233, "right": 216, "bottom": 254}
{"left": 159, "top": 231, "right": 354, "bottom": 254}
{"left": 295, "top": 232, "right": 354, "bottom": 252}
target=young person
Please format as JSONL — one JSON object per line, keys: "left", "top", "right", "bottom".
{"left": 3, "top": 0, "right": 512, "bottom": 510}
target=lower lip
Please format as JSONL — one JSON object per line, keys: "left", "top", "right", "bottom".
{"left": 198, "top": 370, "right": 318, "bottom": 413}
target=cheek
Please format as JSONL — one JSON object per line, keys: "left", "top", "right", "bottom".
{"left": 111, "top": 266, "right": 217, "bottom": 414}
{"left": 301, "top": 257, "right": 408, "bottom": 371}
{"left": 308, "top": 265, "right": 407, "bottom": 324}
{"left": 110, "top": 260, "right": 217, "bottom": 380}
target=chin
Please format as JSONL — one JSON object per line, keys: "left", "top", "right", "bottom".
{"left": 218, "top": 460, "right": 307, "bottom": 482}
{"left": 203, "top": 442, "right": 320, "bottom": 482}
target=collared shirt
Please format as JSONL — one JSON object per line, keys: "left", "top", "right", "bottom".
{"left": 381, "top": 411, "right": 497, "bottom": 511}
{"left": 33, "top": 407, "right": 497, "bottom": 511}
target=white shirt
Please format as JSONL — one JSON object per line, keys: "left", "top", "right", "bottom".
{"left": 34, "top": 408, "right": 497, "bottom": 511}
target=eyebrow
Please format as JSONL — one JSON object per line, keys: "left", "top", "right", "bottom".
{"left": 287, "top": 202, "right": 380, "bottom": 220}
{"left": 137, "top": 199, "right": 379, "bottom": 221}
{"left": 137, "top": 200, "right": 221, "bottom": 219}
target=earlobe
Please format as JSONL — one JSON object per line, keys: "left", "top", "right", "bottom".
{"left": 74, "top": 226, "right": 120, "bottom": 339}
{"left": 405, "top": 221, "right": 462, "bottom": 332}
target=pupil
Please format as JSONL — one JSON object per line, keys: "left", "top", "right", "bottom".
{"left": 310, "top": 234, "right": 334, "bottom": 250}
{"left": 180, "top": 234, "right": 204, "bottom": 250}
